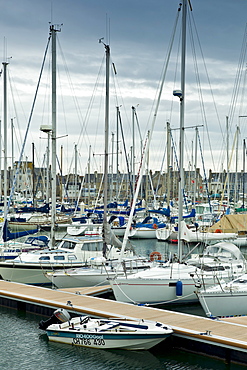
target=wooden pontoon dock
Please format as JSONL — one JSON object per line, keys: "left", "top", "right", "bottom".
{"left": 0, "top": 280, "right": 246, "bottom": 365}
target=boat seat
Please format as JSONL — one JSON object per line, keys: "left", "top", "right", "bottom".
{"left": 98, "top": 323, "right": 120, "bottom": 331}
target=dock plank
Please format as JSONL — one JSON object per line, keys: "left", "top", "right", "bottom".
{"left": 0, "top": 280, "right": 247, "bottom": 354}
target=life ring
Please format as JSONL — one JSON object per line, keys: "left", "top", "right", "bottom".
{"left": 150, "top": 251, "right": 162, "bottom": 261}
{"left": 153, "top": 223, "right": 158, "bottom": 229}
{"left": 215, "top": 229, "right": 222, "bottom": 233}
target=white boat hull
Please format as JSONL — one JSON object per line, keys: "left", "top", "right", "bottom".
{"left": 47, "top": 332, "right": 168, "bottom": 350}
{"left": 156, "top": 227, "right": 174, "bottom": 241}
{"left": 66, "top": 225, "right": 88, "bottom": 236}
{"left": 110, "top": 253, "right": 246, "bottom": 305}
{"left": 129, "top": 228, "right": 157, "bottom": 239}
{"left": 198, "top": 290, "right": 247, "bottom": 317}
{"left": 45, "top": 316, "right": 172, "bottom": 350}
{"left": 110, "top": 263, "right": 218, "bottom": 304}
{"left": 111, "top": 227, "right": 126, "bottom": 237}
{"left": 0, "top": 262, "right": 88, "bottom": 285}
{"left": 47, "top": 268, "right": 118, "bottom": 288}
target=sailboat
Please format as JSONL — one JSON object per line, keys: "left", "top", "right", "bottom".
{"left": 196, "top": 273, "right": 247, "bottom": 318}
{"left": 108, "top": 0, "right": 247, "bottom": 305}
{"left": 45, "top": 41, "right": 155, "bottom": 289}
{"left": 0, "top": 28, "right": 135, "bottom": 285}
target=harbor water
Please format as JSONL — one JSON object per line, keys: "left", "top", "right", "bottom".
{"left": 1, "top": 234, "right": 247, "bottom": 369}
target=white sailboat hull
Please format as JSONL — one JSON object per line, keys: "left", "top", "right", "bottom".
{"left": 110, "top": 263, "right": 224, "bottom": 304}
{"left": 198, "top": 290, "right": 247, "bottom": 317}
{"left": 47, "top": 268, "right": 118, "bottom": 288}
{"left": 197, "top": 273, "right": 247, "bottom": 317}
{"left": 129, "top": 227, "right": 157, "bottom": 239}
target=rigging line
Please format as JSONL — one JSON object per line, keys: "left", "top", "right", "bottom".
{"left": 228, "top": 23, "right": 247, "bottom": 124}
{"left": 169, "top": 20, "right": 181, "bottom": 124}
{"left": 219, "top": 130, "right": 238, "bottom": 206}
{"left": 188, "top": 11, "right": 216, "bottom": 171}
{"left": 56, "top": 37, "right": 91, "bottom": 175}
{"left": 110, "top": 65, "right": 136, "bottom": 153}
{"left": 56, "top": 152, "right": 71, "bottom": 202}
{"left": 7, "top": 71, "right": 24, "bottom": 153}
{"left": 156, "top": 141, "right": 167, "bottom": 196}
{"left": 76, "top": 54, "right": 105, "bottom": 148}
{"left": 118, "top": 109, "right": 133, "bottom": 198}
{"left": 136, "top": 4, "right": 183, "bottom": 188}
{"left": 197, "top": 130, "right": 212, "bottom": 214}
{"left": 144, "top": 1, "right": 182, "bottom": 134}
{"left": 6, "top": 34, "right": 51, "bottom": 214}
{"left": 67, "top": 55, "right": 105, "bottom": 176}
{"left": 238, "top": 63, "right": 247, "bottom": 118}
{"left": 111, "top": 59, "right": 123, "bottom": 109}
{"left": 118, "top": 4, "right": 183, "bottom": 263}
{"left": 189, "top": 11, "right": 223, "bottom": 170}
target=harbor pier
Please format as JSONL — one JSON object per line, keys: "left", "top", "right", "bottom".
{"left": 0, "top": 280, "right": 246, "bottom": 365}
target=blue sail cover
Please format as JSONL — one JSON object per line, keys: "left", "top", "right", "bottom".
{"left": 60, "top": 204, "right": 81, "bottom": 213}
{"left": 2, "top": 220, "right": 39, "bottom": 242}
{"left": 170, "top": 208, "right": 196, "bottom": 221}
{"left": 117, "top": 199, "right": 128, "bottom": 207}
{"left": 16, "top": 203, "right": 50, "bottom": 214}
{"left": 148, "top": 208, "right": 171, "bottom": 217}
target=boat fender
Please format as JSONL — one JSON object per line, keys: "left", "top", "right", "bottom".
{"left": 215, "top": 229, "right": 222, "bottom": 233}
{"left": 176, "top": 280, "right": 183, "bottom": 296}
{"left": 150, "top": 251, "right": 162, "bottom": 261}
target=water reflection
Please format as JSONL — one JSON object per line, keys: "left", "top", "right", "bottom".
{"left": 0, "top": 306, "right": 246, "bottom": 370}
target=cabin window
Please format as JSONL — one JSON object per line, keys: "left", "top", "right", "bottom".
{"left": 39, "top": 256, "right": 50, "bottom": 261}
{"left": 194, "top": 264, "right": 225, "bottom": 271}
{"left": 82, "top": 242, "right": 102, "bottom": 252}
{"left": 234, "top": 278, "right": 247, "bottom": 283}
{"left": 68, "top": 255, "right": 77, "bottom": 260}
{"left": 61, "top": 241, "right": 76, "bottom": 250}
{"left": 54, "top": 256, "right": 65, "bottom": 261}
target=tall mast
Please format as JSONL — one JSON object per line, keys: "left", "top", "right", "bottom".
{"left": 116, "top": 106, "right": 120, "bottom": 198}
{"left": 166, "top": 121, "right": 171, "bottom": 208}
{"left": 3, "top": 62, "right": 8, "bottom": 222}
{"left": 132, "top": 106, "right": 135, "bottom": 196}
{"left": 177, "top": 0, "right": 187, "bottom": 262}
{"left": 74, "top": 144, "right": 78, "bottom": 204}
{"left": 50, "top": 24, "right": 61, "bottom": 247}
{"left": 226, "top": 116, "right": 230, "bottom": 207}
{"left": 101, "top": 41, "right": 110, "bottom": 237}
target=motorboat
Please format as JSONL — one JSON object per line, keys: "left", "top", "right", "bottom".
{"left": 196, "top": 273, "right": 247, "bottom": 318}
{"left": 0, "top": 235, "right": 134, "bottom": 285}
{"left": 39, "top": 308, "right": 173, "bottom": 350}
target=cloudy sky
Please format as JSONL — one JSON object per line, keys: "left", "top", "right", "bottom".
{"left": 0, "top": 0, "right": 247, "bottom": 178}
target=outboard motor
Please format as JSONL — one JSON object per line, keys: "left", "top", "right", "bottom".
{"left": 39, "top": 308, "right": 70, "bottom": 330}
